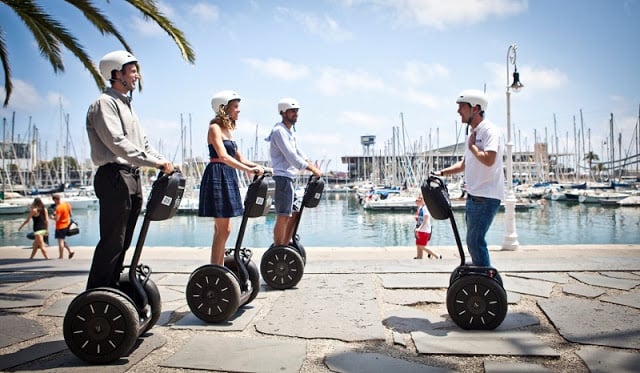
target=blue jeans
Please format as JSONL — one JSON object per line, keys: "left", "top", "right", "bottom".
{"left": 465, "top": 195, "right": 501, "bottom": 267}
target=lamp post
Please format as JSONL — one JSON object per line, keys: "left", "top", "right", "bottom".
{"left": 502, "top": 44, "right": 523, "bottom": 251}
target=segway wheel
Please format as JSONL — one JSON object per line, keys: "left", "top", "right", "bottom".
{"left": 224, "top": 256, "right": 261, "bottom": 305}
{"left": 260, "top": 246, "right": 304, "bottom": 290}
{"left": 290, "top": 235, "right": 307, "bottom": 265}
{"left": 143, "top": 279, "right": 161, "bottom": 333}
{"left": 446, "top": 275, "right": 508, "bottom": 330}
{"left": 118, "top": 273, "right": 162, "bottom": 333}
{"left": 186, "top": 265, "right": 241, "bottom": 323}
{"left": 63, "top": 289, "right": 140, "bottom": 364}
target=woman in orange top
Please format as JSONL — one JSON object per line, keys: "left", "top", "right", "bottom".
{"left": 52, "top": 194, "right": 75, "bottom": 259}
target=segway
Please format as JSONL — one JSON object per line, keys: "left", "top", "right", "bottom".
{"left": 186, "top": 173, "right": 274, "bottom": 322}
{"left": 421, "top": 174, "right": 507, "bottom": 330}
{"left": 260, "top": 175, "right": 324, "bottom": 290}
{"left": 63, "top": 170, "right": 185, "bottom": 363}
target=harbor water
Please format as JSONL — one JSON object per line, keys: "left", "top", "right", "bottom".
{"left": 1, "top": 193, "right": 638, "bottom": 248}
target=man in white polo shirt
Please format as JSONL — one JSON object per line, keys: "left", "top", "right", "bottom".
{"left": 434, "top": 89, "right": 504, "bottom": 267}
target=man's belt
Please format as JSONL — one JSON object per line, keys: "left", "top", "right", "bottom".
{"left": 104, "top": 162, "right": 140, "bottom": 175}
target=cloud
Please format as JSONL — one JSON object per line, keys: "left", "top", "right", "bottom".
{"left": 520, "top": 66, "right": 568, "bottom": 91}
{"left": 275, "top": 7, "right": 353, "bottom": 41}
{"left": 337, "top": 111, "right": 389, "bottom": 129}
{"left": 189, "top": 2, "right": 220, "bottom": 21}
{"left": 315, "top": 67, "right": 387, "bottom": 96}
{"left": 395, "top": 61, "right": 449, "bottom": 85}
{"left": 244, "top": 58, "right": 311, "bottom": 80}
{"left": 404, "top": 88, "right": 440, "bottom": 108}
{"left": 342, "top": 0, "right": 528, "bottom": 29}
{"left": 487, "top": 62, "right": 568, "bottom": 94}
{"left": 0, "top": 80, "right": 43, "bottom": 110}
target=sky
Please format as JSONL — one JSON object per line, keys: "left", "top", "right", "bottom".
{"left": 1, "top": 0, "right": 639, "bottom": 173}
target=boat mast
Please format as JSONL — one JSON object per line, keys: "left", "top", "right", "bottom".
{"left": 610, "top": 113, "right": 614, "bottom": 180}
{"left": 580, "top": 109, "right": 586, "bottom": 177}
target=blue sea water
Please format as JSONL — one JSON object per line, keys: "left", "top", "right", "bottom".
{"left": 1, "top": 193, "right": 638, "bottom": 248}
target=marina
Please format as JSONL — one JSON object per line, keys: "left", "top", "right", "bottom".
{"left": 1, "top": 191, "right": 638, "bottom": 249}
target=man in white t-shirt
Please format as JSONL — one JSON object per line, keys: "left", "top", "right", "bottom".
{"left": 434, "top": 90, "right": 504, "bottom": 266}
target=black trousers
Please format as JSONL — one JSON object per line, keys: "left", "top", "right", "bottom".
{"left": 86, "top": 163, "right": 143, "bottom": 290}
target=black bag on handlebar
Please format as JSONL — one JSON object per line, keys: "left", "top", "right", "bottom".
{"left": 302, "top": 177, "right": 325, "bottom": 208}
{"left": 245, "top": 175, "right": 275, "bottom": 218}
{"left": 420, "top": 176, "right": 452, "bottom": 220}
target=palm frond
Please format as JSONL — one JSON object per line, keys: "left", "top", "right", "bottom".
{"left": 0, "top": 27, "right": 13, "bottom": 107}
{"left": 64, "top": 0, "right": 133, "bottom": 52}
{"left": 124, "top": 0, "right": 196, "bottom": 63}
{"left": 7, "top": 0, "right": 65, "bottom": 72}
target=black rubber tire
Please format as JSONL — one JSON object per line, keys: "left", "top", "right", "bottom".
{"left": 186, "top": 265, "right": 241, "bottom": 323}
{"left": 446, "top": 275, "right": 508, "bottom": 330}
{"left": 224, "top": 256, "right": 261, "bottom": 305}
{"left": 260, "top": 246, "right": 304, "bottom": 290}
{"left": 63, "top": 289, "right": 140, "bottom": 364}
{"left": 117, "top": 272, "right": 162, "bottom": 333}
{"left": 290, "top": 235, "right": 307, "bottom": 265}
{"left": 143, "top": 279, "right": 161, "bottom": 332}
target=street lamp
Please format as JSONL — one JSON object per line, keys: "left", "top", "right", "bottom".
{"left": 502, "top": 44, "right": 523, "bottom": 251}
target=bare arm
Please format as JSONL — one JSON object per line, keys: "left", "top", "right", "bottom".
{"left": 467, "top": 131, "right": 497, "bottom": 167}
{"left": 436, "top": 158, "right": 465, "bottom": 177}
{"left": 210, "top": 124, "right": 262, "bottom": 174}
{"left": 18, "top": 209, "right": 36, "bottom": 230}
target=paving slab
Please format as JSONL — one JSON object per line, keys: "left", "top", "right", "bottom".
{"left": 0, "top": 336, "right": 67, "bottom": 370}
{"left": 155, "top": 273, "right": 190, "bottom": 287}
{"left": 39, "top": 295, "right": 73, "bottom": 317}
{"left": 569, "top": 272, "right": 640, "bottom": 290}
{"left": 576, "top": 345, "right": 640, "bottom": 373}
{"left": 382, "top": 305, "right": 449, "bottom": 332}
{"left": 412, "top": 330, "right": 559, "bottom": 357}
{"left": 325, "top": 350, "right": 452, "bottom": 373}
{"left": 381, "top": 288, "right": 446, "bottom": 305}
{"left": 504, "top": 272, "right": 570, "bottom": 284}
{"left": 483, "top": 361, "right": 554, "bottom": 372}
{"left": 20, "top": 274, "right": 86, "bottom": 291}
{"left": 378, "top": 273, "right": 450, "bottom": 289}
{"left": 561, "top": 283, "right": 606, "bottom": 298}
{"left": 0, "top": 271, "right": 47, "bottom": 283}
{"left": 0, "top": 314, "right": 48, "bottom": 348}
{"left": 7, "top": 333, "right": 166, "bottom": 372}
{"left": 538, "top": 297, "right": 640, "bottom": 349}
{"left": 392, "top": 331, "right": 408, "bottom": 347}
{"left": 61, "top": 281, "right": 86, "bottom": 295}
{"left": 161, "top": 334, "right": 306, "bottom": 373}
{"left": 305, "top": 259, "right": 453, "bottom": 274}
{"left": 0, "top": 291, "right": 47, "bottom": 310}
{"left": 255, "top": 274, "right": 386, "bottom": 342}
{"left": 157, "top": 285, "right": 184, "bottom": 303}
{"left": 599, "top": 271, "right": 640, "bottom": 280}
{"left": 172, "top": 300, "right": 264, "bottom": 331}
{"left": 502, "top": 275, "right": 555, "bottom": 298}
{"left": 600, "top": 290, "right": 640, "bottom": 309}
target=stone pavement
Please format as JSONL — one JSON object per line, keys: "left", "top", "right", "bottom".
{"left": 1, "top": 244, "right": 639, "bottom": 372}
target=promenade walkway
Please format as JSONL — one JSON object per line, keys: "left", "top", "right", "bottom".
{"left": 1, "top": 244, "right": 639, "bottom": 372}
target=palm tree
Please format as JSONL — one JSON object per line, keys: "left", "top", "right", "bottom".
{"left": 583, "top": 151, "right": 600, "bottom": 179}
{"left": 0, "top": 0, "right": 195, "bottom": 107}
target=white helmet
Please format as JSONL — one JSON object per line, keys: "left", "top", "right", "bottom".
{"left": 278, "top": 98, "right": 300, "bottom": 114}
{"left": 211, "top": 90, "right": 241, "bottom": 112}
{"left": 98, "top": 50, "right": 138, "bottom": 82}
{"left": 456, "top": 89, "right": 488, "bottom": 112}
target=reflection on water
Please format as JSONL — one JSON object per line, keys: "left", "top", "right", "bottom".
{"left": 1, "top": 193, "right": 638, "bottom": 248}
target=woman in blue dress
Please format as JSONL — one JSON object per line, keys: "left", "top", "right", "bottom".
{"left": 199, "top": 90, "right": 265, "bottom": 265}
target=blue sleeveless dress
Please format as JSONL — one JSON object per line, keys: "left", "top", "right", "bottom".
{"left": 198, "top": 141, "right": 244, "bottom": 218}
